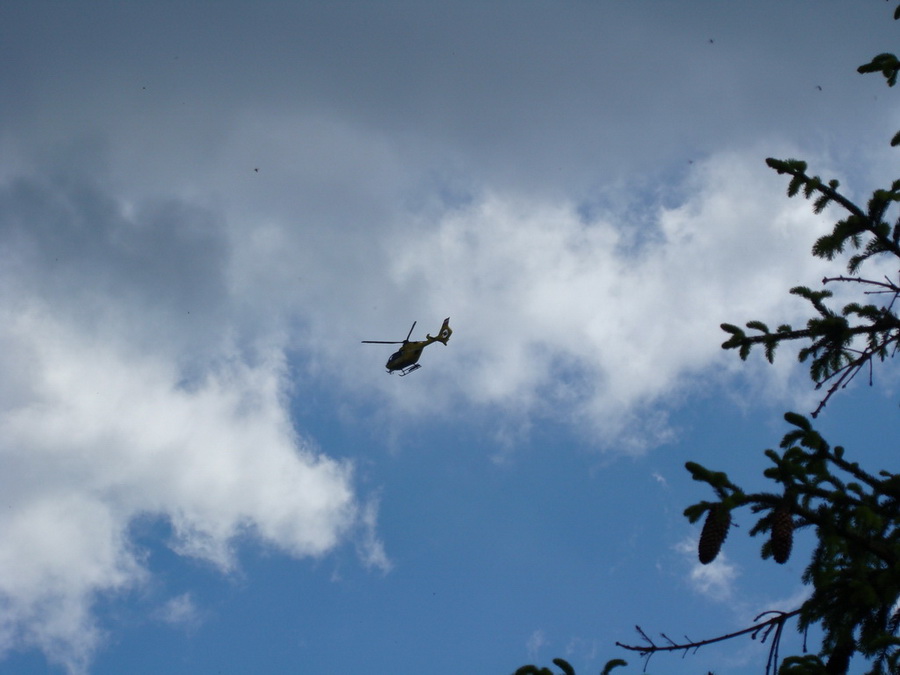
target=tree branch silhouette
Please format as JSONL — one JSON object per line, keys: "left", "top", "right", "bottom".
{"left": 616, "top": 610, "right": 802, "bottom": 675}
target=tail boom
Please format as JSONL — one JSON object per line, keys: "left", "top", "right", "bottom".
{"left": 427, "top": 317, "right": 452, "bottom": 345}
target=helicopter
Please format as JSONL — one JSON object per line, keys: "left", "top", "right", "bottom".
{"left": 362, "top": 317, "right": 452, "bottom": 375}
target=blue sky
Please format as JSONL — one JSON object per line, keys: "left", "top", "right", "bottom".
{"left": 0, "top": 2, "right": 898, "bottom": 674}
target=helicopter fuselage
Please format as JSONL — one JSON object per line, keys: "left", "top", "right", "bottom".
{"left": 386, "top": 342, "right": 428, "bottom": 372}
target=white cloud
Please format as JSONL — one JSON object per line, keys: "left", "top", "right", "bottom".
{"left": 355, "top": 496, "right": 392, "bottom": 574}
{"left": 154, "top": 593, "right": 203, "bottom": 630}
{"left": 0, "top": 302, "right": 361, "bottom": 673}
{"left": 564, "top": 636, "right": 599, "bottom": 662}
{"left": 689, "top": 556, "right": 741, "bottom": 603}
{"left": 526, "top": 628, "right": 548, "bottom": 660}
{"left": 381, "top": 149, "right": 836, "bottom": 447}
{"left": 675, "top": 537, "right": 740, "bottom": 603}
{"left": 0, "top": 158, "right": 389, "bottom": 673}
{"left": 0, "top": 494, "right": 139, "bottom": 674}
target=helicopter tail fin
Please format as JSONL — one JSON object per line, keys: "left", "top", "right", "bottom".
{"left": 429, "top": 317, "right": 452, "bottom": 345}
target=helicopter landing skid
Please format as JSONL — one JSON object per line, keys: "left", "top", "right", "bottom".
{"left": 397, "top": 364, "right": 422, "bottom": 376}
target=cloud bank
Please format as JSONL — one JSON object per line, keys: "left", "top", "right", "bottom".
{"left": 0, "top": 175, "right": 368, "bottom": 673}
{"left": 378, "top": 150, "right": 838, "bottom": 443}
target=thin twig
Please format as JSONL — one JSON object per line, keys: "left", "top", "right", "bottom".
{"left": 616, "top": 609, "right": 802, "bottom": 656}
{"left": 822, "top": 275, "right": 900, "bottom": 292}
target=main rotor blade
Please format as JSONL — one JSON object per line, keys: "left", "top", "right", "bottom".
{"left": 405, "top": 321, "right": 416, "bottom": 342}
{"left": 362, "top": 340, "right": 403, "bottom": 344}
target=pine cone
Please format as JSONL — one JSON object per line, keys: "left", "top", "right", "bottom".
{"left": 770, "top": 505, "right": 794, "bottom": 564}
{"left": 698, "top": 504, "right": 730, "bottom": 564}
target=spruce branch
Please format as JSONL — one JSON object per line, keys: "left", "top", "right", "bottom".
{"left": 765, "top": 158, "right": 900, "bottom": 261}
{"left": 722, "top": 274, "right": 900, "bottom": 416}
{"left": 615, "top": 611, "right": 801, "bottom": 675}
